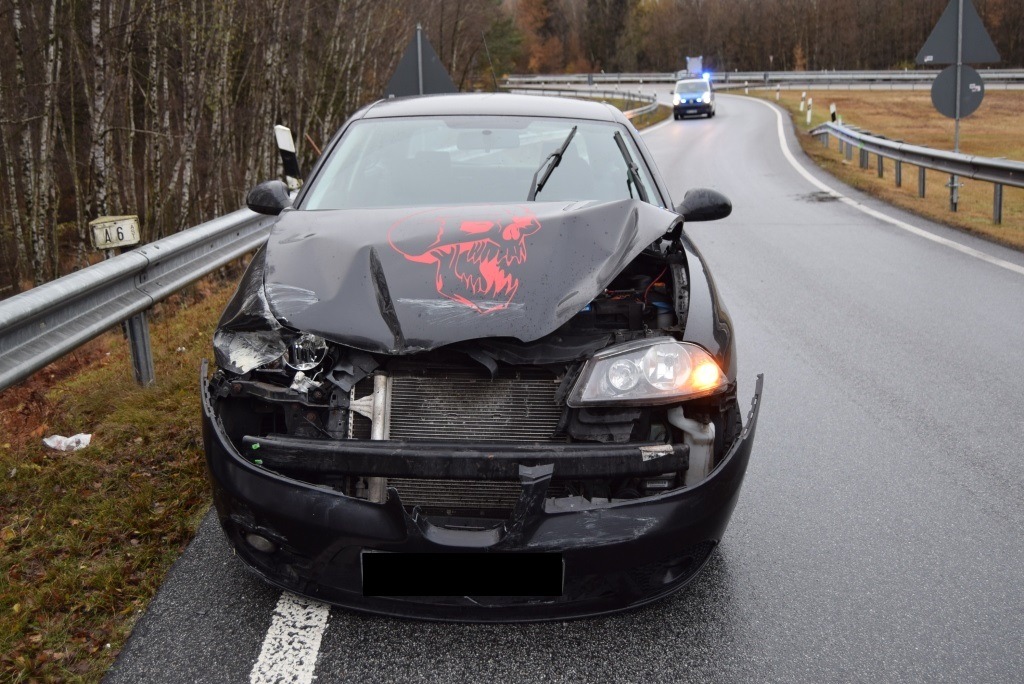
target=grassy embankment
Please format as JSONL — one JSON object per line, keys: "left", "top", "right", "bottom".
{"left": 750, "top": 89, "right": 1024, "bottom": 250}
{"left": 0, "top": 99, "right": 668, "bottom": 683}
{"left": 0, "top": 276, "right": 238, "bottom": 682}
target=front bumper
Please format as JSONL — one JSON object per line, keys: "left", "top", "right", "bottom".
{"left": 674, "top": 102, "right": 713, "bottom": 116}
{"left": 201, "top": 365, "right": 762, "bottom": 621}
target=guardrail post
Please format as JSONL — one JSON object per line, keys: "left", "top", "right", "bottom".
{"left": 895, "top": 160, "right": 902, "bottom": 187}
{"left": 877, "top": 155, "right": 884, "bottom": 178}
{"left": 860, "top": 149, "right": 868, "bottom": 169}
{"left": 126, "top": 312, "right": 156, "bottom": 386}
{"left": 838, "top": 139, "right": 844, "bottom": 155}
{"left": 918, "top": 167, "right": 926, "bottom": 198}
{"left": 845, "top": 143, "right": 853, "bottom": 162}
{"left": 993, "top": 183, "right": 1003, "bottom": 224}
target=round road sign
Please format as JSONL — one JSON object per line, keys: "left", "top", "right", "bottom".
{"left": 931, "top": 65, "right": 985, "bottom": 119}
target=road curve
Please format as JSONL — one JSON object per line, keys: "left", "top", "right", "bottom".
{"left": 106, "top": 93, "right": 1024, "bottom": 683}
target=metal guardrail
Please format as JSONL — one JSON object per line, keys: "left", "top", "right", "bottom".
{"left": 809, "top": 121, "right": 1024, "bottom": 223}
{"left": 502, "top": 86, "right": 659, "bottom": 119}
{"left": 506, "top": 69, "right": 1024, "bottom": 87}
{"left": 0, "top": 209, "right": 274, "bottom": 392}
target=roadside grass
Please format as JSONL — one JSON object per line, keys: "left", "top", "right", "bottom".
{"left": 0, "top": 274, "right": 237, "bottom": 682}
{"left": 630, "top": 104, "right": 672, "bottom": 129}
{"left": 749, "top": 89, "right": 1024, "bottom": 250}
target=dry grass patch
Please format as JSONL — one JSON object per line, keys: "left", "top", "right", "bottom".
{"left": 751, "top": 89, "right": 1024, "bottom": 249}
{"left": 0, "top": 273, "right": 238, "bottom": 682}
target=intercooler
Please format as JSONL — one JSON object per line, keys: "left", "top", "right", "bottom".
{"left": 349, "top": 369, "right": 566, "bottom": 515}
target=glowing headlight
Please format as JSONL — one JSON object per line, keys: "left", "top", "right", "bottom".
{"left": 286, "top": 333, "right": 328, "bottom": 371}
{"left": 568, "top": 339, "right": 726, "bottom": 407}
{"left": 672, "top": 93, "right": 681, "bottom": 105}
{"left": 701, "top": 92, "right": 711, "bottom": 104}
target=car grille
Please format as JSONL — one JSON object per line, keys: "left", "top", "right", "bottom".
{"left": 387, "top": 478, "right": 571, "bottom": 518}
{"left": 388, "top": 478, "right": 522, "bottom": 514}
{"left": 350, "top": 369, "right": 566, "bottom": 516}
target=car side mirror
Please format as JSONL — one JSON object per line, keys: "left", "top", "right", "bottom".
{"left": 675, "top": 188, "right": 732, "bottom": 222}
{"left": 246, "top": 180, "right": 292, "bottom": 216}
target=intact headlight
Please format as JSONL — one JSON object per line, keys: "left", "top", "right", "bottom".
{"left": 568, "top": 339, "right": 726, "bottom": 407}
{"left": 672, "top": 93, "right": 681, "bottom": 105}
{"left": 701, "top": 92, "right": 711, "bottom": 104}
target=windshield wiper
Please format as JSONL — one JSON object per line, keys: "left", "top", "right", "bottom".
{"left": 613, "top": 131, "right": 649, "bottom": 203}
{"left": 527, "top": 125, "right": 578, "bottom": 201}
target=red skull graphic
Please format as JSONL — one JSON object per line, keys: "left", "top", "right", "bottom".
{"left": 388, "top": 208, "right": 542, "bottom": 313}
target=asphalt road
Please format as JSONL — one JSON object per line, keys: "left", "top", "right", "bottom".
{"left": 106, "top": 94, "right": 1024, "bottom": 683}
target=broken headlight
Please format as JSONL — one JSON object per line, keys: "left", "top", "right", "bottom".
{"left": 567, "top": 339, "right": 725, "bottom": 407}
{"left": 213, "top": 329, "right": 288, "bottom": 374}
{"left": 286, "top": 333, "right": 328, "bottom": 371}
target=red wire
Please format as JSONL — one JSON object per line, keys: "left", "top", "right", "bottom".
{"left": 644, "top": 267, "right": 668, "bottom": 303}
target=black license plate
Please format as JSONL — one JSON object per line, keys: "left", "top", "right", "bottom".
{"left": 362, "top": 552, "right": 564, "bottom": 596}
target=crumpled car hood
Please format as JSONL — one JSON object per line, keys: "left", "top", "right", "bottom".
{"left": 262, "top": 199, "right": 680, "bottom": 354}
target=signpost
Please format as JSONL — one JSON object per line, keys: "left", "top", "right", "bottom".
{"left": 916, "top": 0, "right": 1000, "bottom": 212}
{"left": 274, "top": 126, "right": 302, "bottom": 192}
{"left": 384, "top": 24, "right": 456, "bottom": 98}
{"left": 88, "top": 215, "right": 154, "bottom": 386}
{"left": 89, "top": 215, "right": 141, "bottom": 253}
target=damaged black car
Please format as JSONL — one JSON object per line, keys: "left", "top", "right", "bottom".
{"left": 202, "top": 93, "right": 762, "bottom": 621}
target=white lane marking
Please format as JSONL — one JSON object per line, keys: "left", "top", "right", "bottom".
{"left": 250, "top": 592, "right": 330, "bottom": 684}
{"left": 746, "top": 96, "right": 1024, "bottom": 278}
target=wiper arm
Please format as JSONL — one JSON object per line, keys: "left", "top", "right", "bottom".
{"left": 613, "top": 130, "right": 649, "bottom": 203}
{"left": 527, "top": 125, "right": 578, "bottom": 201}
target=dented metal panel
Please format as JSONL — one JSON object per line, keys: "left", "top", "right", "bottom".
{"left": 262, "top": 200, "right": 679, "bottom": 353}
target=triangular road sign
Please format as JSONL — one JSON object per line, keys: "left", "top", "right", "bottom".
{"left": 916, "top": 0, "right": 1000, "bottom": 65}
{"left": 385, "top": 26, "right": 457, "bottom": 98}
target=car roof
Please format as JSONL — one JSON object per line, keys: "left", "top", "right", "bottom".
{"left": 360, "top": 92, "right": 628, "bottom": 124}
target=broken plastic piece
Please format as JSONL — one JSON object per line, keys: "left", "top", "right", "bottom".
{"left": 213, "top": 248, "right": 291, "bottom": 374}
{"left": 42, "top": 434, "right": 92, "bottom": 452}
{"left": 214, "top": 329, "right": 288, "bottom": 374}
{"left": 290, "top": 371, "right": 321, "bottom": 393}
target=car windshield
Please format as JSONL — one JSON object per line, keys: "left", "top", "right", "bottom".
{"left": 300, "top": 116, "right": 662, "bottom": 210}
{"left": 675, "top": 81, "right": 709, "bottom": 95}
